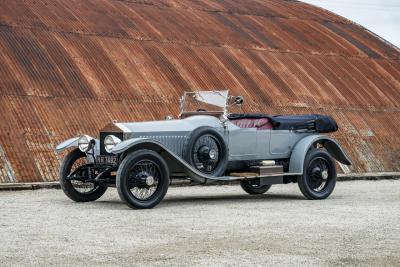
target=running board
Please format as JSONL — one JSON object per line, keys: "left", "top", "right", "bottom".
{"left": 210, "top": 172, "right": 302, "bottom": 182}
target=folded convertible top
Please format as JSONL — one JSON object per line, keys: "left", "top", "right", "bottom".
{"left": 228, "top": 113, "right": 338, "bottom": 133}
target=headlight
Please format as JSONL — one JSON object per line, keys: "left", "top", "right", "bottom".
{"left": 78, "top": 135, "right": 95, "bottom": 152}
{"left": 104, "top": 135, "right": 122, "bottom": 153}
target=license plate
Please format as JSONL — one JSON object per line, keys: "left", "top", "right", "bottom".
{"left": 96, "top": 155, "right": 118, "bottom": 166}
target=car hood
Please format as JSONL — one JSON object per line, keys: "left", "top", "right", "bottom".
{"left": 112, "top": 115, "right": 222, "bottom": 133}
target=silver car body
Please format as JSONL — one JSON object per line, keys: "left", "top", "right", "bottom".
{"left": 56, "top": 91, "right": 351, "bottom": 183}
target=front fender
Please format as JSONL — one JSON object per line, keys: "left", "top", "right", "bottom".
{"left": 112, "top": 138, "right": 224, "bottom": 183}
{"left": 55, "top": 137, "right": 80, "bottom": 153}
{"left": 55, "top": 137, "right": 100, "bottom": 158}
{"left": 289, "top": 135, "right": 352, "bottom": 174}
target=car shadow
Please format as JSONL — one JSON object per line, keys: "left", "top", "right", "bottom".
{"left": 89, "top": 193, "right": 305, "bottom": 210}
{"left": 161, "top": 193, "right": 304, "bottom": 206}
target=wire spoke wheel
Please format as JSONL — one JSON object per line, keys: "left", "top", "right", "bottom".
{"left": 192, "top": 134, "right": 221, "bottom": 174}
{"left": 307, "top": 157, "right": 330, "bottom": 193}
{"left": 69, "top": 157, "right": 98, "bottom": 194}
{"left": 116, "top": 150, "right": 170, "bottom": 209}
{"left": 60, "top": 149, "right": 107, "bottom": 202}
{"left": 297, "top": 149, "right": 337, "bottom": 200}
{"left": 128, "top": 160, "right": 161, "bottom": 201}
{"left": 70, "top": 180, "right": 97, "bottom": 194}
{"left": 183, "top": 127, "right": 228, "bottom": 177}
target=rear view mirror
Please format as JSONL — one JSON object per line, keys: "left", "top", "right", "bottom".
{"left": 234, "top": 96, "right": 244, "bottom": 106}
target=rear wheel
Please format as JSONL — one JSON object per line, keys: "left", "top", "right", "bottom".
{"left": 116, "top": 150, "right": 170, "bottom": 209}
{"left": 59, "top": 149, "right": 107, "bottom": 202}
{"left": 297, "top": 149, "right": 337, "bottom": 200}
{"left": 240, "top": 180, "right": 271, "bottom": 195}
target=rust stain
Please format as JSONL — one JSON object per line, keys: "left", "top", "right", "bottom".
{"left": 0, "top": 0, "right": 399, "bottom": 183}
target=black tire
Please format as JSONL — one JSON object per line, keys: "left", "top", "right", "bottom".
{"left": 116, "top": 150, "right": 170, "bottom": 209}
{"left": 59, "top": 149, "right": 107, "bottom": 202}
{"left": 298, "top": 149, "right": 337, "bottom": 200}
{"left": 183, "top": 126, "right": 228, "bottom": 177}
{"left": 240, "top": 180, "right": 272, "bottom": 195}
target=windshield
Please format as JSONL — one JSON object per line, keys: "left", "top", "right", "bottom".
{"left": 180, "top": 90, "right": 229, "bottom": 114}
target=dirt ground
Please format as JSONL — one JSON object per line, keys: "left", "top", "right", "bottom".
{"left": 0, "top": 180, "right": 399, "bottom": 266}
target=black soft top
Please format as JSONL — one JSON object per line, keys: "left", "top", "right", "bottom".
{"left": 227, "top": 113, "right": 338, "bottom": 133}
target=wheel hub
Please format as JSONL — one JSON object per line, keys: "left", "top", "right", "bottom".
{"left": 192, "top": 134, "right": 222, "bottom": 174}
{"left": 145, "top": 175, "right": 155, "bottom": 186}
{"left": 311, "top": 167, "right": 329, "bottom": 180}
{"left": 198, "top": 146, "right": 218, "bottom": 160}
{"left": 321, "top": 170, "right": 329, "bottom": 180}
{"left": 209, "top": 149, "right": 217, "bottom": 160}
{"left": 136, "top": 171, "right": 153, "bottom": 187}
{"left": 307, "top": 157, "right": 331, "bottom": 192}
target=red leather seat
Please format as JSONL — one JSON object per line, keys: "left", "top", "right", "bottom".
{"left": 231, "top": 118, "right": 273, "bottom": 130}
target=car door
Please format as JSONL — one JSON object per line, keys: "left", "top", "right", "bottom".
{"left": 228, "top": 126, "right": 258, "bottom": 160}
{"left": 269, "top": 130, "right": 292, "bottom": 156}
{"left": 255, "top": 128, "right": 271, "bottom": 159}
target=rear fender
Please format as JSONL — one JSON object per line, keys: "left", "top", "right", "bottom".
{"left": 112, "top": 138, "right": 216, "bottom": 183}
{"left": 289, "top": 135, "right": 352, "bottom": 174}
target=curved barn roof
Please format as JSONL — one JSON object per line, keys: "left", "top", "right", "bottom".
{"left": 0, "top": 0, "right": 399, "bottom": 183}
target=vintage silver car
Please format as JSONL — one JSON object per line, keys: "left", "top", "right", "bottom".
{"left": 56, "top": 90, "right": 352, "bottom": 209}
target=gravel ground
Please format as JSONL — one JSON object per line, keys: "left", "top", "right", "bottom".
{"left": 0, "top": 180, "right": 399, "bottom": 266}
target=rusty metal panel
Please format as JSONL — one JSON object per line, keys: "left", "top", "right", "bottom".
{"left": 0, "top": 0, "right": 399, "bottom": 183}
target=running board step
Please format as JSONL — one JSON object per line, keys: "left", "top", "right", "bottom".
{"left": 211, "top": 171, "right": 301, "bottom": 182}
{"left": 229, "top": 166, "right": 284, "bottom": 185}
{"left": 249, "top": 165, "right": 283, "bottom": 176}
{"left": 229, "top": 166, "right": 283, "bottom": 178}
{"left": 230, "top": 165, "right": 285, "bottom": 177}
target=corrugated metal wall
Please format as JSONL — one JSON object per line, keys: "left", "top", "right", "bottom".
{"left": 0, "top": 0, "right": 399, "bottom": 183}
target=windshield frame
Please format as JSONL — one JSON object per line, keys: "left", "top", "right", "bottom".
{"left": 179, "top": 90, "right": 229, "bottom": 117}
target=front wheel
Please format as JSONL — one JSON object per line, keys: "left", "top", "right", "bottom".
{"left": 297, "top": 149, "right": 337, "bottom": 200}
{"left": 59, "top": 149, "right": 107, "bottom": 202}
{"left": 116, "top": 150, "right": 170, "bottom": 209}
